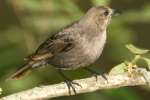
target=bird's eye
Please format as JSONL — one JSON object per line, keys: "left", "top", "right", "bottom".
{"left": 103, "top": 10, "right": 109, "bottom": 16}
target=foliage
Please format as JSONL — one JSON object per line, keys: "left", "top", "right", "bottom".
{"left": 0, "top": 0, "right": 150, "bottom": 100}
{"left": 109, "top": 44, "right": 150, "bottom": 75}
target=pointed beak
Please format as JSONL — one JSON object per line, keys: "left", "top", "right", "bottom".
{"left": 112, "top": 9, "right": 121, "bottom": 16}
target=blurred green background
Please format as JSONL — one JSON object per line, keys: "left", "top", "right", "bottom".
{"left": 0, "top": 0, "right": 150, "bottom": 99}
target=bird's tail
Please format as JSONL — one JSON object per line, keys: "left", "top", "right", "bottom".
{"left": 9, "top": 60, "right": 46, "bottom": 79}
{"left": 9, "top": 63, "right": 33, "bottom": 79}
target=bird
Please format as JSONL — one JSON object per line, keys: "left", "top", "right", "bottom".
{"left": 9, "top": 6, "right": 117, "bottom": 94}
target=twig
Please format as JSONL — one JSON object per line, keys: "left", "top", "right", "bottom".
{"left": 1, "top": 68, "right": 150, "bottom": 100}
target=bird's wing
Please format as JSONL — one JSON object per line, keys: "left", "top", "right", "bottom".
{"left": 27, "top": 32, "right": 75, "bottom": 61}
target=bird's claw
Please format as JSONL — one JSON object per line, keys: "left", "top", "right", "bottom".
{"left": 64, "top": 79, "right": 82, "bottom": 95}
{"left": 101, "top": 74, "right": 108, "bottom": 82}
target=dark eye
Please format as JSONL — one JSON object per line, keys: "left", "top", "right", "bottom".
{"left": 104, "top": 10, "right": 109, "bottom": 16}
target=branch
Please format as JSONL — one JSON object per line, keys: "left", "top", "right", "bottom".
{"left": 1, "top": 68, "right": 150, "bottom": 100}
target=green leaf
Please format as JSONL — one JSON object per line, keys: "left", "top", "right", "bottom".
{"left": 109, "top": 63, "right": 127, "bottom": 75}
{"left": 142, "top": 57, "right": 150, "bottom": 70}
{"left": 126, "top": 44, "right": 149, "bottom": 54}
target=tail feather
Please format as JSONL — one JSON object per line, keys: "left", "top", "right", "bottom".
{"left": 8, "top": 59, "right": 47, "bottom": 80}
{"left": 9, "top": 64, "right": 32, "bottom": 79}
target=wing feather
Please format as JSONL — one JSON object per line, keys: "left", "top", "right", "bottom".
{"left": 27, "top": 32, "right": 74, "bottom": 61}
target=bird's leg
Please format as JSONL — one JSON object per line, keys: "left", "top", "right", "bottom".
{"left": 58, "top": 69, "right": 82, "bottom": 95}
{"left": 84, "top": 67, "right": 107, "bottom": 81}
{"left": 84, "top": 67, "right": 99, "bottom": 80}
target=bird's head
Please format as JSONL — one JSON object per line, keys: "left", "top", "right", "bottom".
{"left": 81, "top": 6, "right": 118, "bottom": 30}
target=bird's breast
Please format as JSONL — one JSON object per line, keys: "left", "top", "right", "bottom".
{"left": 81, "top": 31, "right": 106, "bottom": 62}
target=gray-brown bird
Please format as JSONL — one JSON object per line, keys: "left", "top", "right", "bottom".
{"left": 10, "top": 6, "right": 116, "bottom": 93}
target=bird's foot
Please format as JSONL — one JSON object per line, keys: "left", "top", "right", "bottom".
{"left": 58, "top": 69, "right": 82, "bottom": 95}
{"left": 84, "top": 68, "right": 107, "bottom": 81}
{"left": 64, "top": 79, "right": 82, "bottom": 95}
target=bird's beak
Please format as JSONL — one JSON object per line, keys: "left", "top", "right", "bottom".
{"left": 112, "top": 9, "right": 121, "bottom": 16}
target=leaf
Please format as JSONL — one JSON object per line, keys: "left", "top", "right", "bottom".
{"left": 109, "top": 63, "right": 127, "bottom": 75}
{"left": 126, "top": 44, "right": 149, "bottom": 54}
{"left": 142, "top": 57, "right": 150, "bottom": 70}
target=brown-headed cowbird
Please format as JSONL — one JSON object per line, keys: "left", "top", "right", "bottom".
{"left": 9, "top": 6, "right": 116, "bottom": 93}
